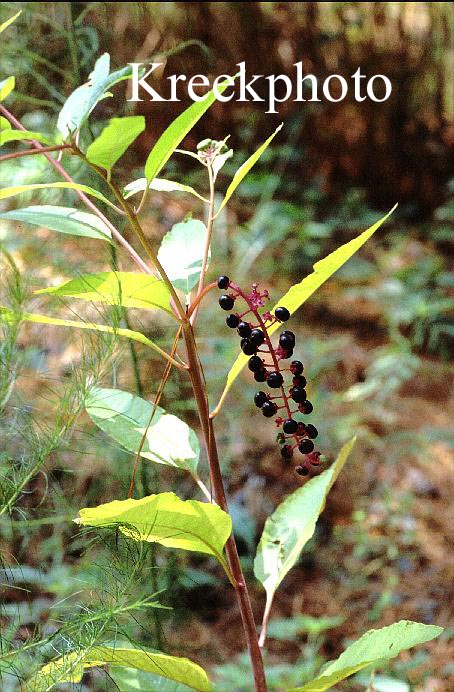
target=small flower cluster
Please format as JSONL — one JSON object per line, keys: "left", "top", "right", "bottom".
{"left": 217, "top": 276, "right": 323, "bottom": 478}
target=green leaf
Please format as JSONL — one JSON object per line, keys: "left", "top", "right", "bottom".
{"left": 57, "top": 54, "right": 140, "bottom": 139}
{"left": 111, "top": 668, "right": 194, "bottom": 691}
{"left": 35, "top": 272, "right": 173, "bottom": 314}
{"left": 266, "top": 615, "right": 344, "bottom": 641}
{"left": 215, "top": 124, "right": 282, "bottom": 216}
{"left": 0, "top": 182, "right": 118, "bottom": 211}
{"left": 86, "top": 116, "right": 145, "bottom": 171}
{"left": 290, "top": 621, "right": 443, "bottom": 691}
{"left": 254, "top": 438, "right": 355, "bottom": 614}
{"left": 0, "top": 128, "right": 52, "bottom": 146}
{"left": 0, "top": 76, "right": 15, "bottom": 101}
{"left": 215, "top": 206, "right": 397, "bottom": 411}
{"left": 27, "top": 646, "right": 211, "bottom": 692}
{"left": 157, "top": 219, "right": 208, "bottom": 293}
{"left": 76, "top": 491, "right": 232, "bottom": 569}
{"left": 0, "top": 307, "right": 176, "bottom": 365}
{"left": 124, "top": 177, "right": 208, "bottom": 202}
{"left": 0, "top": 205, "right": 112, "bottom": 241}
{"left": 144, "top": 76, "right": 234, "bottom": 183}
{"left": 0, "top": 10, "right": 21, "bottom": 34}
{"left": 85, "top": 387, "right": 200, "bottom": 474}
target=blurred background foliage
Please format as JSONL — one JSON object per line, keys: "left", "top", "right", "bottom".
{"left": 0, "top": 2, "right": 453, "bottom": 690}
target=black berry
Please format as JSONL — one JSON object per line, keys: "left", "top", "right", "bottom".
{"left": 279, "top": 332, "right": 295, "bottom": 350}
{"left": 248, "top": 356, "right": 263, "bottom": 372}
{"left": 250, "top": 328, "right": 265, "bottom": 346}
{"left": 254, "top": 391, "right": 267, "bottom": 408}
{"left": 291, "top": 387, "right": 307, "bottom": 403}
{"left": 237, "top": 321, "right": 252, "bottom": 337}
{"left": 299, "top": 400, "right": 313, "bottom": 414}
{"left": 219, "top": 294, "right": 234, "bottom": 311}
{"left": 283, "top": 418, "right": 298, "bottom": 434}
{"left": 295, "top": 465, "right": 309, "bottom": 476}
{"left": 299, "top": 438, "right": 315, "bottom": 454}
{"left": 254, "top": 369, "right": 267, "bottom": 382}
{"left": 262, "top": 401, "right": 277, "bottom": 417}
{"left": 290, "top": 360, "right": 304, "bottom": 375}
{"left": 281, "top": 444, "right": 293, "bottom": 459}
{"left": 292, "top": 374, "right": 307, "bottom": 388}
{"left": 226, "top": 314, "right": 240, "bottom": 328}
{"left": 241, "top": 338, "right": 257, "bottom": 356}
{"left": 267, "top": 371, "right": 284, "bottom": 388}
{"left": 217, "top": 275, "right": 230, "bottom": 289}
{"left": 305, "top": 424, "right": 318, "bottom": 439}
{"left": 280, "top": 348, "right": 293, "bottom": 359}
{"left": 275, "top": 306, "right": 290, "bottom": 322}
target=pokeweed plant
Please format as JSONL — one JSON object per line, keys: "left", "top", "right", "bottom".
{"left": 0, "top": 16, "right": 443, "bottom": 692}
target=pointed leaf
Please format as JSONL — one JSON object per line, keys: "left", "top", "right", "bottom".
{"left": 124, "top": 177, "right": 207, "bottom": 202}
{"left": 86, "top": 116, "right": 145, "bottom": 171}
{"left": 0, "top": 128, "right": 52, "bottom": 146}
{"left": 0, "top": 307, "right": 175, "bottom": 365}
{"left": 85, "top": 387, "right": 200, "bottom": 474}
{"left": 290, "top": 621, "right": 443, "bottom": 691}
{"left": 0, "top": 10, "right": 21, "bottom": 34}
{"left": 76, "top": 492, "right": 232, "bottom": 567}
{"left": 254, "top": 438, "right": 355, "bottom": 612}
{"left": 57, "top": 54, "right": 141, "bottom": 139}
{"left": 0, "top": 205, "right": 112, "bottom": 240}
{"left": 144, "top": 76, "right": 234, "bottom": 183}
{"left": 216, "top": 206, "right": 397, "bottom": 411}
{"left": 0, "top": 76, "right": 15, "bottom": 101}
{"left": 0, "top": 182, "right": 118, "bottom": 211}
{"left": 35, "top": 272, "right": 173, "bottom": 314}
{"left": 215, "top": 124, "right": 283, "bottom": 215}
{"left": 158, "top": 219, "right": 209, "bottom": 293}
{"left": 27, "top": 646, "right": 211, "bottom": 692}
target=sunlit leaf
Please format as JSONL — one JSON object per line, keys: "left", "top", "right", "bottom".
{"left": 0, "top": 76, "right": 15, "bottom": 101}
{"left": 35, "top": 272, "right": 173, "bottom": 314}
{"left": 57, "top": 54, "right": 140, "bottom": 139}
{"left": 0, "top": 307, "right": 175, "bottom": 365}
{"left": 215, "top": 206, "right": 397, "bottom": 412}
{"left": 215, "top": 124, "right": 283, "bottom": 215}
{"left": 254, "top": 438, "right": 355, "bottom": 616}
{"left": 85, "top": 387, "right": 200, "bottom": 474}
{"left": 124, "top": 177, "right": 208, "bottom": 202}
{"left": 111, "top": 667, "right": 195, "bottom": 691}
{"left": 86, "top": 116, "right": 145, "bottom": 171}
{"left": 290, "top": 621, "right": 443, "bottom": 691}
{"left": 0, "top": 182, "right": 118, "bottom": 211}
{"left": 76, "top": 492, "right": 232, "bottom": 569}
{"left": 0, "top": 10, "right": 21, "bottom": 34}
{"left": 27, "top": 646, "right": 211, "bottom": 692}
{"left": 144, "top": 77, "right": 234, "bottom": 183}
{"left": 157, "top": 219, "right": 208, "bottom": 293}
{"left": 0, "top": 128, "right": 52, "bottom": 146}
{"left": 0, "top": 205, "right": 112, "bottom": 241}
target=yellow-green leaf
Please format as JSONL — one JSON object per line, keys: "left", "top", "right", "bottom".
{"left": 35, "top": 272, "right": 174, "bottom": 314}
{"left": 76, "top": 492, "right": 232, "bottom": 571}
{"left": 144, "top": 76, "right": 234, "bottom": 183}
{"left": 0, "top": 10, "right": 21, "bottom": 34}
{"left": 0, "top": 128, "right": 53, "bottom": 146}
{"left": 0, "top": 76, "right": 15, "bottom": 101}
{"left": 26, "top": 646, "right": 211, "bottom": 692}
{"left": 290, "top": 621, "right": 443, "bottom": 691}
{"left": 124, "top": 176, "right": 208, "bottom": 202}
{"left": 0, "top": 306, "right": 179, "bottom": 367}
{"left": 0, "top": 182, "right": 118, "bottom": 212}
{"left": 86, "top": 116, "right": 145, "bottom": 171}
{"left": 214, "top": 206, "right": 397, "bottom": 413}
{"left": 254, "top": 438, "right": 355, "bottom": 616}
{"left": 0, "top": 205, "right": 112, "bottom": 241}
{"left": 215, "top": 124, "right": 283, "bottom": 216}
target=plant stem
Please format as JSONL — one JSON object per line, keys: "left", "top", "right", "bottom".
{"left": 0, "top": 144, "right": 71, "bottom": 163}
{"left": 191, "top": 163, "right": 215, "bottom": 324}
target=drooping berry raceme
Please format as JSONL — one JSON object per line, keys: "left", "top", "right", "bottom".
{"left": 216, "top": 276, "right": 323, "bottom": 478}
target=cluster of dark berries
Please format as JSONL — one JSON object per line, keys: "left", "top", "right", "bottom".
{"left": 217, "top": 275, "right": 323, "bottom": 478}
